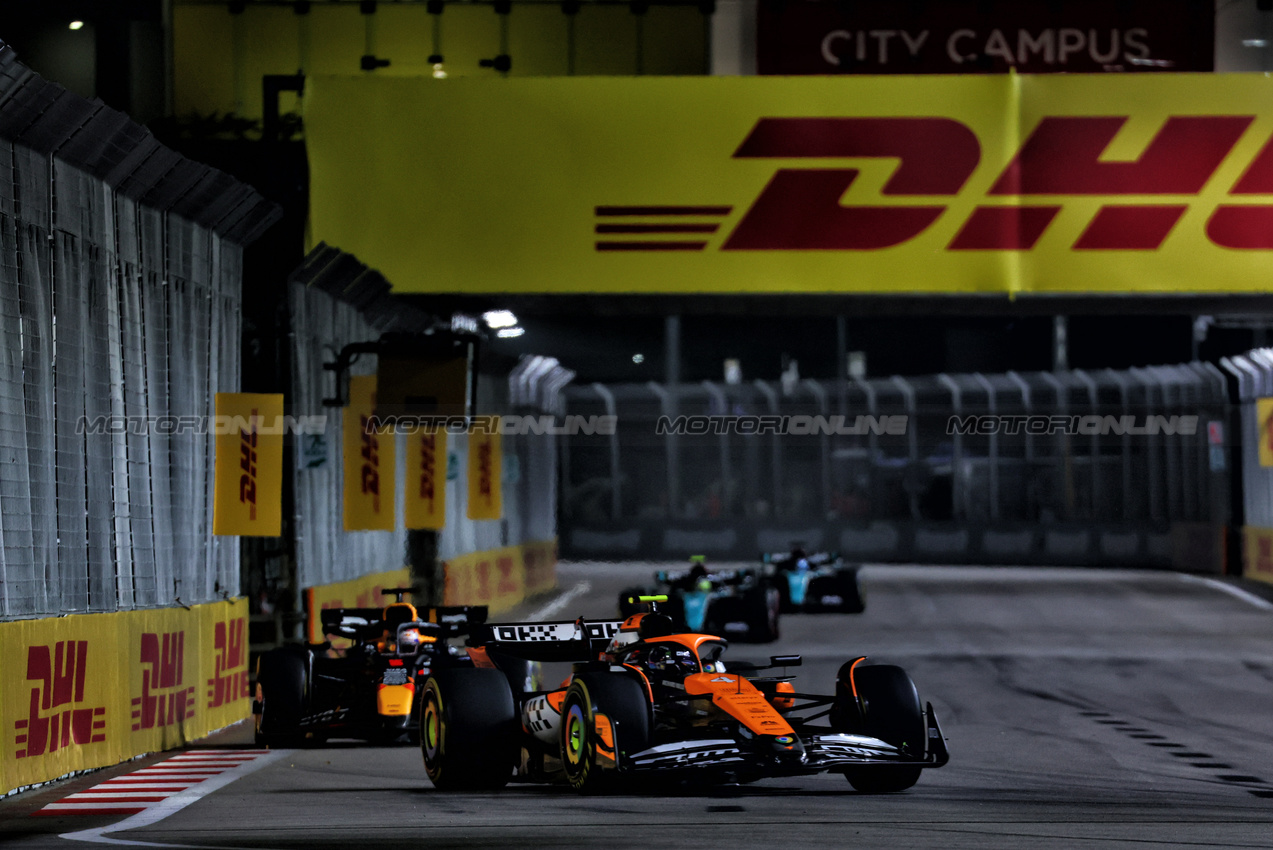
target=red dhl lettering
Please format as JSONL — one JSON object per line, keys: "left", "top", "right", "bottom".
{"left": 207, "top": 617, "right": 250, "bottom": 709}
{"left": 239, "top": 409, "right": 259, "bottom": 520}
{"left": 420, "top": 433, "right": 437, "bottom": 503}
{"left": 359, "top": 414, "right": 382, "bottom": 511}
{"left": 15, "top": 641, "right": 106, "bottom": 758}
{"left": 496, "top": 555, "right": 518, "bottom": 596}
{"left": 133, "top": 632, "right": 196, "bottom": 731}
{"left": 602, "top": 115, "right": 1273, "bottom": 253}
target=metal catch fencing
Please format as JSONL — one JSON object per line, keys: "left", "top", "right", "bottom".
{"left": 1221, "top": 350, "right": 1273, "bottom": 529}
{"left": 561, "top": 363, "right": 1230, "bottom": 566}
{"left": 0, "top": 43, "right": 278, "bottom": 619}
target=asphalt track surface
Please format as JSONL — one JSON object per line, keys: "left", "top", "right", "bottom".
{"left": 5, "top": 562, "right": 1273, "bottom": 850}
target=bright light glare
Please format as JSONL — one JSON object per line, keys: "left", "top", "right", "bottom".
{"left": 632, "top": 353, "right": 645, "bottom": 364}
{"left": 497, "top": 327, "right": 525, "bottom": 339}
{"left": 483, "top": 309, "right": 518, "bottom": 329}
{"left": 432, "top": 63, "right": 448, "bottom": 79}
{"left": 69, "top": 20, "right": 84, "bottom": 30}
{"left": 1244, "top": 38, "right": 1269, "bottom": 48}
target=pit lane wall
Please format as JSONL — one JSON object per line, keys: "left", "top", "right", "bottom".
{"left": 0, "top": 599, "right": 251, "bottom": 797}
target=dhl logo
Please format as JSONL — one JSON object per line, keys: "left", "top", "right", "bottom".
{"left": 359, "top": 413, "right": 382, "bottom": 512}
{"left": 15, "top": 641, "right": 106, "bottom": 758}
{"left": 133, "top": 631, "right": 196, "bottom": 731}
{"left": 418, "top": 432, "right": 439, "bottom": 506}
{"left": 239, "top": 410, "right": 259, "bottom": 520}
{"left": 206, "top": 617, "right": 250, "bottom": 709}
{"left": 596, "top": 116, "right": 1273, "bottom": 252}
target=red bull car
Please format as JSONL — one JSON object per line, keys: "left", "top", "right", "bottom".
{"left": 419, "top": 596, "right": 947, "bottom": 793}
{"left": 253, "top": 589, "right": 489, "bottom": 746}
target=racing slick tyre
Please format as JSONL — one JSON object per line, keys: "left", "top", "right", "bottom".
{"left": 560, "top": 673, "right": 651, "bottom": 794}
{"left": 254, "top": 649, "right": 309, "bottom": 748}
{"left": 420, "top": 669, "right": 518, "bottom": 791}
{"left": 743, "top": 585, "right": 781, "bottom": 643}
{"left": 831, "top": 664, "right": 925, "bottom": 793}
{"left": 836, "top": 568, "right": 866, "bottom": 614}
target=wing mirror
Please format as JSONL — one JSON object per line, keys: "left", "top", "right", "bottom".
{"left": 769, "top": 655, "right": 802, "bottom": 668}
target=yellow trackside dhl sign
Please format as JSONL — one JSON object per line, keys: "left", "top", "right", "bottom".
{"left": 213, "top": 393, "right": 284, "bottom": 537}
{"left": 306, "top": 73, "right": 1273, "bottom": 294}
{"left": 344, "top": 375, "right": 396, "bottom": 531}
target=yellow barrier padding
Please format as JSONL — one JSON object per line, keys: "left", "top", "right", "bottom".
{"left": 344, "top": 375, "right": 396, "bottom": 531}
{"left": 1243, "top": 527, "right": 1273, "bottom": 585}
{"left": 1, "top": 599, "right": 250, "bottom": 796}
{"left": 304, "top": 568, "right": 413, "bottom": 644}
{"left": 307, "top": 74, "right": 1273, "bottom": 295}
{"left": 466, "top": 429, "right": 502, "bottom": 521}
{"left": 443, "top": 539, "right": 558, "bottom": 616}
{"left": 213, "top": 393, "right": 284, "bottom": 536}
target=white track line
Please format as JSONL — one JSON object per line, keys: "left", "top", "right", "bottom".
{"left": 1177, "top": 572, "right": 1273, "bottom": 610}
{"left": 59, "top": 750, "right": 287, "bottom": 847}
{"left": 526, "top": 581, "right": 593, "bottom": 621}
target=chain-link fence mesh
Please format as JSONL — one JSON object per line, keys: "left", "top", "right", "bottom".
{"left": 0, "top": 43, "right": 277, "bottom": 619}
{"left": 561, "top": 364, "right": 1232, "bottom": 566}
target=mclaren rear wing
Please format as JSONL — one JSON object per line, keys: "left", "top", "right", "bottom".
{"left": 467, "top": 618, "right": 626, "bottom": 662}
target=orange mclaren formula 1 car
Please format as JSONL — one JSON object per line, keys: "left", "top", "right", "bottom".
{"left": 419, "top": 596, "right": 948, "bottom": 793}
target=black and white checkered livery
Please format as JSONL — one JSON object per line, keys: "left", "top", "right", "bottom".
{"left": 490, "top": 620, "right": 624, "bottom": 643}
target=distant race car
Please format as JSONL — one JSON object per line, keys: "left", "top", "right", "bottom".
{"left": 618, "top": 556, "right": 781, "bottom": 642}
{"left": 253, "top": 588, "right": 490, "bottom": 746}
{"left": 419, "top": 596, "right": 948, "bottom": 793}
{"left": 763, "top": 549, "right": 865, "bottom": 614}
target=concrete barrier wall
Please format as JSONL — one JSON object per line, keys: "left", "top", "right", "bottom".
{"left": 563, "top": 521, "right": 1226, "bottom": 572}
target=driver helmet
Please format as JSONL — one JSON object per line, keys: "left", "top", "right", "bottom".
{"left": 650, "top": 645, "right": 698, "bottom": 676}
{"left": 398, "top": 628, "right": 421, "bottom": 652}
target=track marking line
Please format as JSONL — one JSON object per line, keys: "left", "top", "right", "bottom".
{"left": 1177, "top": 573, "right": 1273, "bottom": 610}
{"left": 527, "top": 581, "right": 593, "bottom": 620}
{"left": 58, "top": 749, "right": 287, "bottom": 847}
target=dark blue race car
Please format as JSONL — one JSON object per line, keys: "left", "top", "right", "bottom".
{"left": 762, "top": 549, "right": 866, "bottom": 614}
{"left": 618, "top": 557, "right": 781, "bottom": 643}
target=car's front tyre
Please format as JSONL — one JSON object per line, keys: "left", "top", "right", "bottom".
{"left": 420, "top": 669, "right": 518, "bottom": 791}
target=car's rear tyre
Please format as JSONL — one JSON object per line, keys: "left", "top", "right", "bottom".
{"left": 743, "top": 585, "right": 781, "bottom": 643}
{"left": 837, "top": 568, "right": 866, "bottom": 614}
{"left": 254, "top": 649, "right": 309, "bottom": 748}
{"left": 832, "top": 664, "right": 925, "bottom": 793}
{"left": 420, "top": 669, "right": 517, "bottom": 791}
{"left": 560, "top": 673, "right": 651, "bottom": 794}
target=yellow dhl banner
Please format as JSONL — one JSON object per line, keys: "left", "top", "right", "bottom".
{"left": 405, "top": 430, "right": 447, "bottom": 530}
{"left": 213, "top": 393, "right": 284, "bottom": 536}
{"left": 0, "top": 599, "right": 250, "bottom": 795}
{"left": 1243, "top": 527, "right": 1273, "bottom": 585}
{"left": 308, "top": 74, "right": 1273, "bottom": 294}
{"left": 1257, "top": 399, "right": 1273, "bottom": 468}
{"left": 466, "top": 428, "right": 502, "bottom": 521}
{"left": 344, "top": 375, "right": 396, "bottom": 531}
